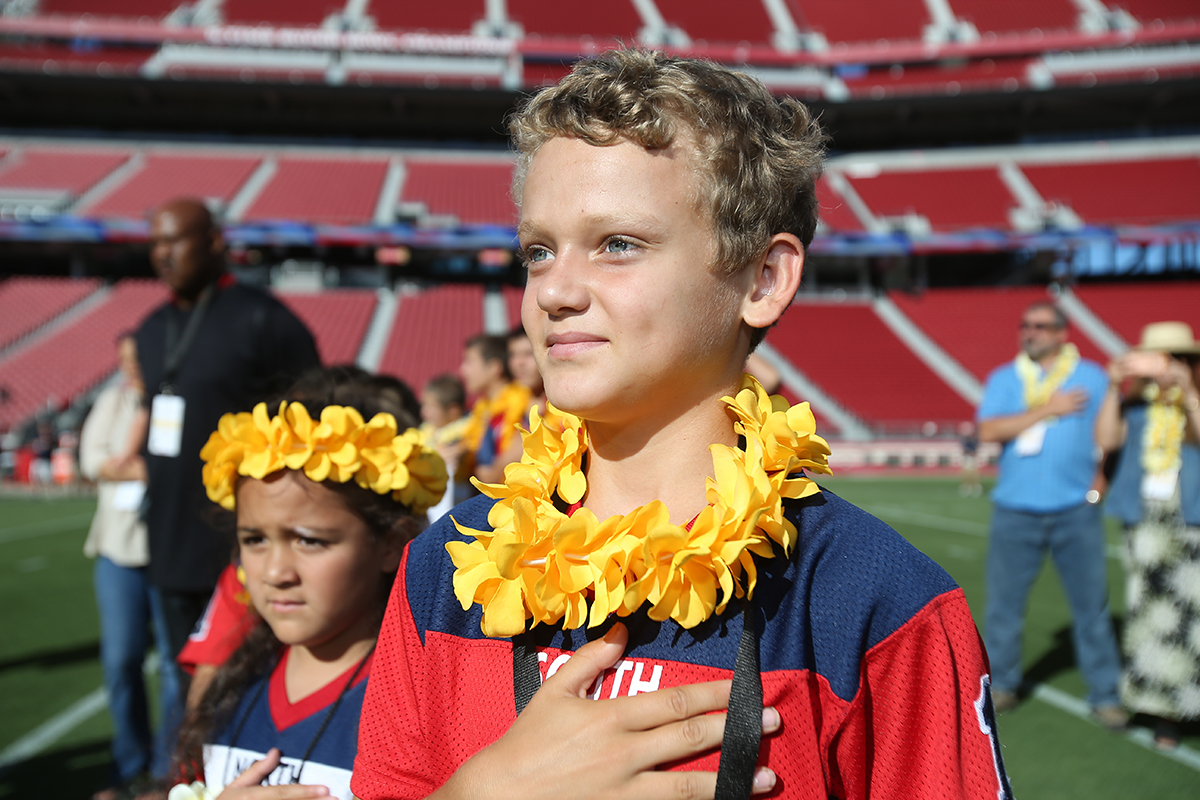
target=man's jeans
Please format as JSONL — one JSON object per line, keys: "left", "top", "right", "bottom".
{"left": 94, "top": 557, "right": 182, "bottom": 781}
{"left": 984, "top": 502, "right": 1122, "bottom": 708}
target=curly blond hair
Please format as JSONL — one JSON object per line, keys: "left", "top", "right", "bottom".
{"left": 510, "top": 49, "right": 826, "bottom": 280}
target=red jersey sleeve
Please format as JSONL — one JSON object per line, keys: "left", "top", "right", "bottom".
{"left": 829, "top": 589, "right": 1011, "bottom": 800}
{"left": 177, "top": 564, "right": 255, "bottom": 674}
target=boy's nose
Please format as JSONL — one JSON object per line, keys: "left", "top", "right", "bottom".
{"left": 534, "top": 250, "right": 590, "bottom": 318}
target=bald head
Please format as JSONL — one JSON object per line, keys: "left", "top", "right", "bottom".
{"left": 149, "top": 197, "right": 225, "bottom": 306}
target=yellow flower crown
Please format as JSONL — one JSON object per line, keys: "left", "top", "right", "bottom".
{"left": 200, "top": 402, "right": 448, "bottom": 515}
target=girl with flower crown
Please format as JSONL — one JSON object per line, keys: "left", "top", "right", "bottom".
{"left": 1097, "top": 321, "right": 1200, "bottom": 750}
{"left": 167, "top": 369, "right": 446, "bottom": 800}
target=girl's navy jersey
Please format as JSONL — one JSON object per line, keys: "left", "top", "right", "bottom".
{"left": 353, "top": 490, "right": 1012, "bottom": 800}
{"left": 206, "top": 648, "right": 370, "bottom": 800}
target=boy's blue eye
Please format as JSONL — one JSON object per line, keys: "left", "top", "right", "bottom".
{"left": 604, "top": 238, "right": 634, "bottom": 254}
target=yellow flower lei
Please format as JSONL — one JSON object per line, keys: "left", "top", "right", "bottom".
{"left": 1015, "top": 343, "right": 1079, "bottom": 408}
{"left": 1142, "top": 383, "right": 1185, "bottom": 478}
{"left": 200, "top": 402, "right": 448, "bottom": 515}
{"left": 447, "top": 375, "right": 833, "bottom": 638}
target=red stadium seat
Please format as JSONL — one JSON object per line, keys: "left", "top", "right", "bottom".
{"left": 1020, "top": 158, "right": 1200, "bottom": 228}
{"left": 242, "top": 157, "right": 389, "bottom": 225}
{"left": 0, "top": 280, "right": 168, "bottom": 431}
{"left": 276, "top": 290, "right": 378, "bottom": 365}
{"left": 400, "top": 159, "right": 516, "bottom": 226}
{"left": 378, "top": 284, "right": 485, "bottom": 394}
{"left": 771, "top": 300, "right": 975, "bottom": 427}
{"left": 844, "top": 167, "right": 1018, "bottom": 231}
{"left": 84, "top": 153, "right": 262, "bottom": 218}
{"left": 889, "top": 286, "right": 1109, "bottom": 381}
{"left": 0, "top": 277, "right": 102, "bottom": 352}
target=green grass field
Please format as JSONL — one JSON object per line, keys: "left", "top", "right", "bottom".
{"left": 1, "top": 478, "right": 1197, "bottom": 798}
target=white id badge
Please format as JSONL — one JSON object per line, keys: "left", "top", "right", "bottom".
{"left": 148, "top": 394, "right": 186, "bottom": 457}
{"left": 1015, "top": 420, "right": 1047, "bottom": 457}
{"left": 111, "top": 481, "right": 146, "bottom": 511}
{"left": 1141, "top": 471, "right": 1179, "bottom": 501}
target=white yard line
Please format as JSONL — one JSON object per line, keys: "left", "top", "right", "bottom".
{"left": 0, "top": 513, "right": 94, "bottom": 545}
{"left": 1031, "top": 684, "right": 1200, "bottom": 773}
{"left": 0, "top": 687, "right": 106, "bottom": 771}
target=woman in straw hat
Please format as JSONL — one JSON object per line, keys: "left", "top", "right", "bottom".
{"left": 1097, "top": 321, "right": 1200, "bottom": 750}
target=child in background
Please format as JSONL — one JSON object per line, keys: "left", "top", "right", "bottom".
{"left": 168, "top": 369, "right": 446, "bottom": 800}
{"left": 420, "top": 373, "right": 471, "bottom": 522}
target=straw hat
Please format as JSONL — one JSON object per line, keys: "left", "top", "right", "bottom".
{"left": 1135, "top": 321, "right": 1200, "bottom": 355}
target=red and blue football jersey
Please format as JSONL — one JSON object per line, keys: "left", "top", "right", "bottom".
{"left": 353, "top": 490, "right": 1012, "bottom": 799}
{"left": 206, "top": 648, "right": 370, "bottom": 800}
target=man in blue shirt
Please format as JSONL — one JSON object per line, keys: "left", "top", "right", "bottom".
{"left": 978, "top": 301, "right": 1125, "bottom": 729}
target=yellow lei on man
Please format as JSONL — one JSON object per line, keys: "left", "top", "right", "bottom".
{"left": 1142, "top": 383, "right": 1185, "bottom": 478}
{"left": 447, "top": 375, "right": 833, "bottom": 638}
{"left": 1015, "top": 343, "right": 1079, "bottom": 408}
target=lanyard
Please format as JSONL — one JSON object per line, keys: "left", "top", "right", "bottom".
{"left": 161, "top": 283, "right": 216, "bottom": 394}
{"left": 223, "top": 645, "right": 373, "bottom": 788}
{"left": 511, "top": 605, "right": 762, "bottom": 800}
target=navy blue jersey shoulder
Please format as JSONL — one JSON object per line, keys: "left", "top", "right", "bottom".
{"left": 406, "top": 489, "right": 958, "bottom": 702}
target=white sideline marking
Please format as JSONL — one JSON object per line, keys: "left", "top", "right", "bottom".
{"left": 1030, "top": 684, "right": 1200, "bottom": 773}
{"left": 0, "top": 513, "right": 93, "bottom": 545}
{"left": 0, "top": 687, "right": 106, "bottom": 771}
{"left": 864, "top": 504, "right": 1123, "bottom": 561}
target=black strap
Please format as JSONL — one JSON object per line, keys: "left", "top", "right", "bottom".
{"left": 512, "top": 631, "right": 540, "bottom": 715}
{"left": 509, "top": 608, "right": 762, "bottom": 800}
{"left": 714, "top": 610, "right": 762, "bottom": 800}
{"left": 161, "top": 282, "right": 215, "bottom": 393}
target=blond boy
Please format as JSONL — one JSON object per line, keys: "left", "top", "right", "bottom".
{"left": 353, "top": 51, "right": 1010, "bottom": 800}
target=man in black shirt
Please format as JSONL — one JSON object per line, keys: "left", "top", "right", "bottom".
{"left": 135, "top": 198, "right": 320, "bottom": 673}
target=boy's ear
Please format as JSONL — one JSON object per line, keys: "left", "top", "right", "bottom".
{"left": 741, "top": 233, "right": 804, "bottom": 330}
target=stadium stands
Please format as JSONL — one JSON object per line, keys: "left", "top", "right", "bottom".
{"left": 770, "top": 301, "right": 975, "bottom": 427}
{"left": 1020, "top": 157, "right": 1200, "bottom": 227}
{"left": 1116, "top": 0, "right": 1197, "bottom": 25}
{"left": 277, "top": 289, "right": 377, "bottom": 365}
{"left": 1072, "top": 281, "right": 1200, "bottom": 346}
{"left": 0, "top": 279, "right": 167, "bottom": 431}
{"left": 842, "top": 166, "right": 1017, "bottom": 232}
{"left": 793, "top": 0, "right": 929, "bottom": 45}
{"left": 840, "top": 58, "right": 1033, "bottom": 98}
{"left": 241, "top": 157, "right": 388, "bottom": 225}
{"left": 400, "top": 159, "right": 515, "bottom": 226}
{"left": 950, "top": 0, "right": 1080, "bottom": 37}
{"left": 655, "top": 0, "right": 776, "bottom": 46}
{"left": 889, "top": 286, "right": 1110, "bottom": 381}
{"left": 0, "top": 277, "right": 101, "bottom": 352}
{"left": 506, "top": 0, "right": 642, "bottom": 41}
{"left": 83, "top": 153, "right": 262, "bottom": 218}
{"left": 815, "top": 177, "right": 866, "bottom": 233}
{"left": 378, "top": 284, "right": 484, "bottom": 394}
{"left": 0, "top": 148, "right": 130, "bottom": 196}
{"left": 364, "top": 1, "right": 484, "bottom": 34}
{"left": 0, "top": 42, "right": 151, "bottom": 76}
{"left": 219, "top": 0, "right": 344, "bottom": 28}
{"left": 36, "top": 0, "right": 179, "bottom": 19}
